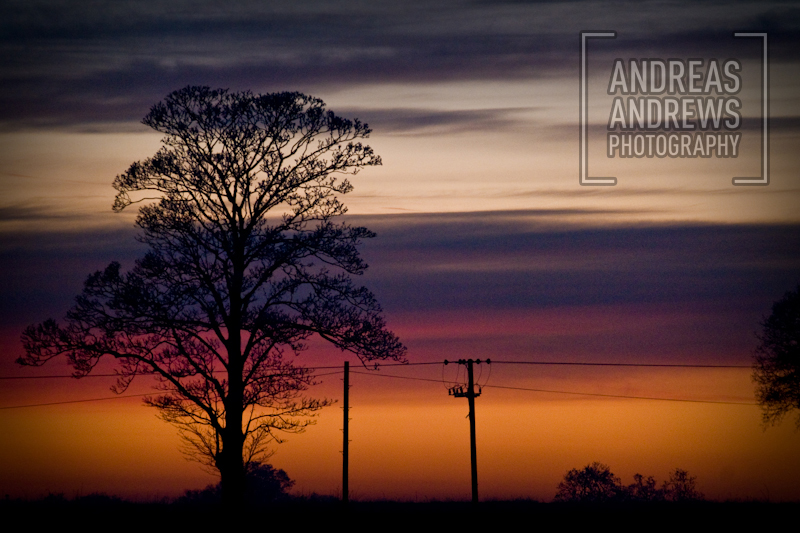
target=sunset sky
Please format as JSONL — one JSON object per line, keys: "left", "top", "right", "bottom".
{"left": 1, "top": 0, "right": 799, "bottom": 502}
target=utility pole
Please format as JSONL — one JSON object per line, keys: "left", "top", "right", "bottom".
{"left": 446, "top": 358, "right": 490, "bottom": 505}
{"left": 343, "top": 360, "right": 349, "bottom": 505}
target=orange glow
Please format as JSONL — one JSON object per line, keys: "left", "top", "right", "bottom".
{"left": 0, "top": 400, "right": 214, "bottom": 499}
{"left": 4, "top": 311, "right": 798, "bottom": 502}
{"left": 2, "top": 362, "right": 799, "bottom": 501}
{"left": 256, "top": 371, "right": 800, "bottom": 502}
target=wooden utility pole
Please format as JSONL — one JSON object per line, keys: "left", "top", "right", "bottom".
{"left": 446, "top": 358, "right": 489, "bottom": 505}
{"left": 466, "top": 359, "right": 478, "bottom": 504}
{"left": 342, "top": 360, "right": 349, "bottom": 504}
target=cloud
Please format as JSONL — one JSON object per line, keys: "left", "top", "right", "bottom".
{"left": 344, "top": 211, "right": 800, "bottom": 313}
{"left": 3, "top": 210, "right": 797, "bottom": 366}
{"left": 0, "top": 204, "right": 76, "bottom": 222}
{"left": 6, "top": 209, "right": 796, "bottom": 318}
{"left": 340, "top": 107, "right": 536, "bottom": 135}
{"left": 1, "top": 1, "right": 797, "bottom": 130}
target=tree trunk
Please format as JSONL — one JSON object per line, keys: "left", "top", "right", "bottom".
{"left": 220, "top": 355, "right": 245, "bottom": 506}
{"left": 220, "top": 249, "right": 246, "bottom": 506}
{"left": 219, "top": 425, "right": 245, "bottom": 507}
{"left": 219, "top": 298, "right": 245, "bottom": 507}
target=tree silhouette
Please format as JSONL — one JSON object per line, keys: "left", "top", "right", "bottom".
{"left": 555, "top": 465, "right": 705, "bottom": 503}
{"left": 626, "top": 473, "right": 662, "bottom": 502}
{"left": 554, "top": 462, "right": 622, "bottom": 503}
{"left": 243, "top": 461, "right": 294, "bottom": 504}
{"left": 19, "top": 86, "right": 406, "bottom": 505}
{"left": 180, "top": 461, "right": 294, "bottom": 506}
{"left": 661, "top": 468, "right": 703, "bottom": 502}
{"left": 752, "top": 284, "right": 800, "bottom": 428}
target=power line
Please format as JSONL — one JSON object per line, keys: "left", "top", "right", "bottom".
{"left": 0, "top": 370, "right": 405, "bottom": 410}
{"left": 312, "top": 370, "right": 345, "bottom": 378}
{"left": 303, "top": 361, "right": 442, "bottom": 370}
{"left": 349, "top": 370, "right": 757, "bottom": 406}
{"left": 0, "top": 393, "right": 149, "bottom": 410}
{"left": 0, "top": 373, "right": 120, "bottom": 380}
{"left": 490, "top": 360, "right": 750, "bottom": 369}
{"left": 349, "top": 370, "right": 443, "bottom": 384}
{"left": 484, "top": 383, "right": 757, "bottom": 405}
{"left": 1, "top": 362, "right": 757, "bottom": 410}
{"left": 0, "top": 359, "right": 749, "bottom": 380}
{"left": 0, "top": 361, "right": 439, "bottom": 380}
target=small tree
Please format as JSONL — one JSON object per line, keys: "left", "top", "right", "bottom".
{"left": 19, "top": 86, "right": 406, "bottom": 505}
{"left": 554, "top": 462, "right": 622, "bottom": 503}
{"left": 661, "top": 468, "right": 703, "bottom": 502}
{"left": 752, "top": 284, "right": 800, "bottom": 427}
{"left": 626, "top": 473, "right": 662, "bottom": 502}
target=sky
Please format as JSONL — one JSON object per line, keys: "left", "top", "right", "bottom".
{"left": 1, "top": 0, "right": 799, "bottom": 502}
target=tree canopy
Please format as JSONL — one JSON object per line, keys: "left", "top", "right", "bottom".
{"left": 19, "top": 86, "right": 406, "bottom": 503}
{"left": 752, "top": 284, "right": 800, "bottom": 428}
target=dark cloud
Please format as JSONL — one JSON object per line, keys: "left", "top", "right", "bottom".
{"left": 353, "top": 210, "right": 800, "bottom": 363}
{"left": 1, "top": 1, "right": 797, "bottom": 130}
{"left": 0, "top": 204, "right": 77, "bottom": 222}
{"left": 5, "top": 211, "right": 798, "bottom": 360}
{"left": 346, "top": 211, "right": 800, "bottom": 312}
{"left": 0, "top": 225, "right": 144, "bottom": 326}
{"left": 341, "top": 107, "right": 536, "bottom": 135}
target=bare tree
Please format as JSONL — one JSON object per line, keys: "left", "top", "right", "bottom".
{"left": 753, "top": 284, "right": 800, "bottom": 428}
{"left": 19, "top": 86, "right": 406, "bottom": 505}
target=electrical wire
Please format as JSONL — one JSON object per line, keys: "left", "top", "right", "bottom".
{"left": 490, "top": 360, "right": 750, "bottom": 368}
{"left": 483, "top": 383, "right": 757, "bottom": 405}
{"left": 1, "top": 360, "right": 757, "bottom": 410}
{"left": 0, "top": 359, "right": 749, "bottom": 381}
{"left": 350, "top": 370, "right": 444, "bottom": 385}
{"left": 347, "top": 370, "right": 757, "bottom": 406}
{"left": 0, "top": 393, "right": 149, "bottom": 410}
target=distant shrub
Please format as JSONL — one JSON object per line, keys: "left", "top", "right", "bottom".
{"left": 554, "top": 462, "right": 623, "bottom": 503}
{"left": 627, "top": 473, "right": 662, "bottom": 502}
{"left": 179, "top": 462, "right": 294, "bottom": 505}
{"left": 661, "top": 468, "right": 703, "bottom": 502}
{"left": 555, "top": 464, "right": 704, "bottom": 503}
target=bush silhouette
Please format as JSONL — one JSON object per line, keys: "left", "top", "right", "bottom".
{"left": 555, "top": 464, "right": 704, "bottom": 503}
{"left": 180, "top": 462, "right": 293, "bottom": 505}
{"left": 662, "top": 468, "right": 703, "bottom": 502}
{"left": 554, "top": 462, "right": 622, "bottom": 503}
